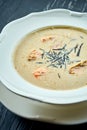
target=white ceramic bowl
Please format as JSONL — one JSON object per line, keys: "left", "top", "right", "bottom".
{"left": 0, "top": 9, "right": 87, "bottom": 105}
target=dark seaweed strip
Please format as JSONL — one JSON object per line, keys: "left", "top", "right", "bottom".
{"left": 58, "top": 73, "right": 61, "bottom": 78}
{"left": 62, "top": 44, "right": 67, "bottom": 49}
{"left": 39, "top": 48, "right": 45, "bottom": 59}
{"left": 39, "top": 43, "right": 82, "bottom": 69}
{"left": 36, "top": 62, "right": 43, "bottom": 64}
{"left": 67, "top": 48, "right": 74, "bottom": 54}
{"left": 48, "top": 44, "right": 70, "bottom": 68}
{"left": 74, "top": 44, "right": 78, "bottom": 53}
{"left": 77, "top": 43, "right": 84, "bottom": 56}
{"left": 52, "top": 44, "right": 67, "bottom": 51}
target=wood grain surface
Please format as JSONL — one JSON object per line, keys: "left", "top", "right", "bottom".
{"left": 0, "top": 0, "right": 87, "bottom": 129}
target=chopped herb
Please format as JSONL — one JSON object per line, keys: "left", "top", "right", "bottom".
{"left": 39, "top": 48, "right": 45, "bottom": 59}
{"left": 67, "top": 48, "right": 74, "bottom": 54}
{"left": 74, "top": 44, "right": 78, "bottom": 53}
{"left": 58, "top": 73, "right": 61, "bottom": 78}
{"left": 36, "top": 62, "right": 43, "bottom": 64}
{"left": 39, "top": 44, "right": 82, "bottom": 69}
{"left": 28, "top": 42, "right": 84, "bottom": 69}
{"left": 52, "top": 44, "right": 67, "bottom": 51}
{"left": 77, "top": 43, "right": 84, "bottom": 56}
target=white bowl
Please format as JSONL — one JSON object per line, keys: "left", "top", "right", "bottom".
{"left": 0, "top": 9, "right": 87, "bottom": 105}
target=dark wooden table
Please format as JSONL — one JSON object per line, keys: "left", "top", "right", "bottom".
{"left": 0, "top": 0, "right": 87, "bottom": 129}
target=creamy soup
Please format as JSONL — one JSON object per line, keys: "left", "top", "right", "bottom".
{"left": 13, "top": 26, "right": 87, "bottom": 90}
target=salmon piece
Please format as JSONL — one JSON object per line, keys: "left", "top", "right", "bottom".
{"left": 33, "top": 67, "right": 47, "bottom": 78}
{"left": 69, "top": 60, "right": 87, "bottom": 74}
{"left": 41, "top": 36, "right": 55, "bottom": 42}
{"left": 28, "top": 50, "right": 41, "bottom": 61}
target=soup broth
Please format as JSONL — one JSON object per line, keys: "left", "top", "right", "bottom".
{"left": 13, "top": 26, "right": 87, "bottom": 90}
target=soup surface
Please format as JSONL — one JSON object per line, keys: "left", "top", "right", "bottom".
{"left": 13, "top": 26, "right": 87, "bottom": 90}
